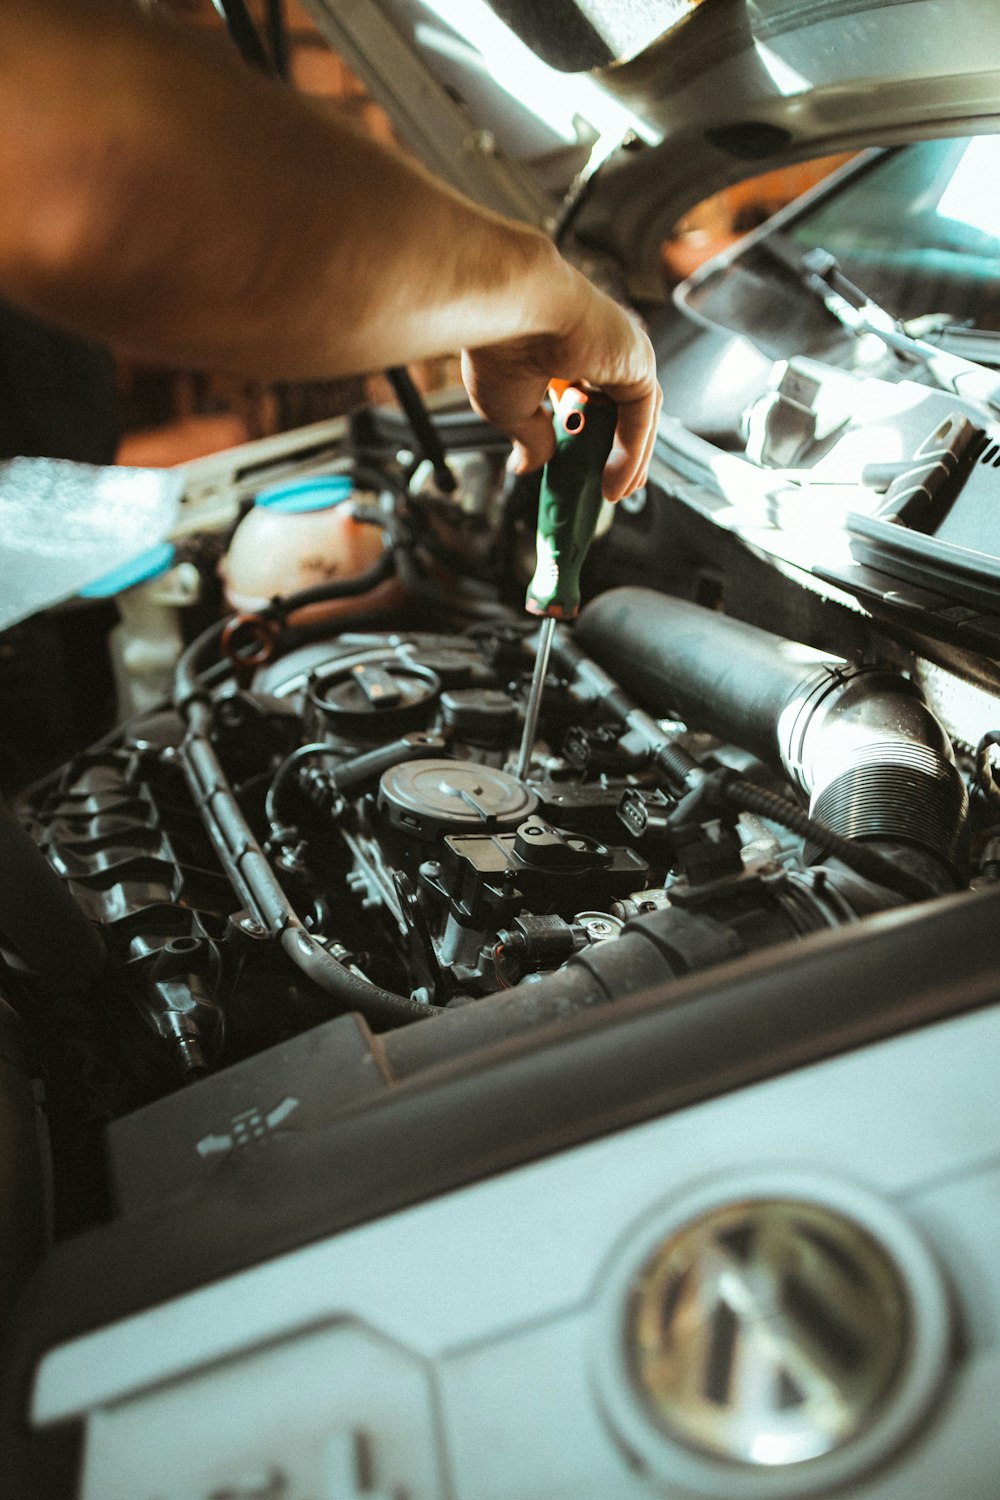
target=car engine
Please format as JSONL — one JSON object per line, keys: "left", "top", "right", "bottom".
{"left": 9, "top": 578, "right": 969, "bottom": 1068}
{"left": 1, "top": 448, "right": 979, "bottom": 1196}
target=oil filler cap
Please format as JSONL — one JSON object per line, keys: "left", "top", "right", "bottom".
{"left": 593, "top": 1170, "right": 952, "bottom": 1498}
{"left": 308, "top": 658, "right": 440, "bottom": 738}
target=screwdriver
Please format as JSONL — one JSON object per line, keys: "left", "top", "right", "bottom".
{"left": 514, "top": 384, "right": 618, "bottom": 781}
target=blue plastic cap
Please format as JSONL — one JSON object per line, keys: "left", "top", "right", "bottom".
{"left": 79, "top": 541, "right": 176, "bottom": 598}
{"left": 254, "top": 474, "right": 354, "bottom": 514}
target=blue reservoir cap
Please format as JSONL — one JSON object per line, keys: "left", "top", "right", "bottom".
{"left": 255, "top": 474, "right": 354, "bottom": 514}
{"left": 79, "top": 541, "right": 176, "bottom": 598}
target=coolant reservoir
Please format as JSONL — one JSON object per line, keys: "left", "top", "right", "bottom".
{"left": 221, "top": 475, "right": 401, "bottom": 624}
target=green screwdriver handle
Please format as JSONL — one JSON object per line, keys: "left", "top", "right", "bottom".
{"left": 526, "top": 385, "right": 618, "bottom": 619}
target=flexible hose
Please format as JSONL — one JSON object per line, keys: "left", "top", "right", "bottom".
{"left": 718, "top": 779, "right": 939, "bottom": 902}
{"left": 577, "top": 587, "right": 839, "bottom": 768}
{"left": 278, "top": 927, "right": 432, "bottom": 1031}
{"left": 173, "top": 550, "right": 398, "bottom": 707}
{"left": 261, "top": 549, "right": 396, "bottom": 619}
{"left": 180, "top": 702, "right": 430, "bottom": 1030}
{"left": 650, "top": 740, "right": 937, "bottom": 901}
{"left": 386, "top": 366, "right": 456, "bottom": 494}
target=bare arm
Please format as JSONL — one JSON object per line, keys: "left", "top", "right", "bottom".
{"left": 0, "top": 0, "right": 660, "bottom": 496}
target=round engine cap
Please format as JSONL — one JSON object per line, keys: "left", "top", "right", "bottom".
{"left": 593, "top": 1171, "right": 952, "bottom": 1499}
{"left": 377, "top": 758, "right": 536, "bottom": 841}
{"left": 308, "top": 659, "right": 440, "bottom": 738}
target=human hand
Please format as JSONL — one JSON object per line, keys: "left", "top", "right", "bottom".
{"left": 461, "top": 266, "right": 662, "bottom": 502}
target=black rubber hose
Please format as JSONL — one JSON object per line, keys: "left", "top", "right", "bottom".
{"left": 0, "top": 804, "right": 105, "bottom": 990}
{"left": 181, "top": 702, "right": 431, "bottom": 1030}
{"left": 386, "top": 366, "right": 457, "bottom": 494}
{"left": 651, "top": 737, "right": 939, "bottom": 901}
{"left": 381, "top": 905, "right": 738, "bottom": 1079}
{"left": 278, "top": 927, "right": 434, "bottom": 1032}
{"left": 174, "top": 617, "right": 228, "bottom": 708}
{"left": 260, "top": 548, "right": 396, "bottom": 618}
{"left": 577, "top": 587, "right": 839, "bottom": 767}
{"left": 210, "top": 0, "right": 274, "bottom": 73}
{"left": 173, "top": 550, "right": 398, "bottom": 708}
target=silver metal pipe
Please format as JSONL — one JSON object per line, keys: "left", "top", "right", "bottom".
{"left": 515, "top": 617, "right": 555, "bottom": 781}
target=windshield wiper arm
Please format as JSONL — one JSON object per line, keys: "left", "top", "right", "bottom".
{"left": 770, "top": 238, "right": 1000, "bottom": 417}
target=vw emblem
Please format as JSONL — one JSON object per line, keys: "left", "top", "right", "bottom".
{"left": 593, "top": 1175, "right": 952, "bottom": 1497}
{"left": 626, "top": 1197, "right": 910, "bottom": 1465}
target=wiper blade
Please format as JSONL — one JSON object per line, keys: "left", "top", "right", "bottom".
{"left": 914, "top": 320, "right": 1000, "bottom": 369}
{"left": 769, "top": 237, "right": 1000, "bottom": 417}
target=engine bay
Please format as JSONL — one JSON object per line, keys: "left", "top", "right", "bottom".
{"left": 3, "top": 463, "right": 990, "bottom": 1238}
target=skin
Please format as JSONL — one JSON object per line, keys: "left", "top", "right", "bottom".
{"left": 0, "top": 0, "right": 661, "bottom": 499}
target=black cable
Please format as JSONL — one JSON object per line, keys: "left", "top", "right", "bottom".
{"left": 210, "top": 0, "right": 274, "bottom": 74}
{"left": 264, "top": 549, "right": 397, "bottom": 618}
{"left": 265, "top": 741, "right": 337, "bottom": 831}
{"left": 650, "top": 739, "right": 939, "bottom": 901}
{"left": 263, "top": 0, "right": 289, "bottom": 80}
{"left": 386, "top": 366, "right": 457, "bottom": 494}
{"left": 181, "top": 700, "right": 431, "bottom": 1028}
{"left": 173, "top": 550, "right": 398, "bottom": 707}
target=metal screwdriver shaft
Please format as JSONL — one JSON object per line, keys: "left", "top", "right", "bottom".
{"left": 514, "top": 615, "right": 555, "bottom": 781}
{"left": 514, "top": 384, "right": 618, "bottom": 782}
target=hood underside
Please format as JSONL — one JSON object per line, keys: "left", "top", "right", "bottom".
{"left": 302, "top": 0, "right": 1000, "bottom": 296}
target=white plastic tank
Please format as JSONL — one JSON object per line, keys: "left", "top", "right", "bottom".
{"left": 220, "top": 475, "right": 402, "bottom": 625}
{"left": 80, "top": 541, "right": 201, "bottom": 717}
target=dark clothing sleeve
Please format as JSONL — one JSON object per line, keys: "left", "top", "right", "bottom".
{"left": 0, "top": 300, "right": 120, "bottom": 464}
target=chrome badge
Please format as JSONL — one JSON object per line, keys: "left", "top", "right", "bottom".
{"left": 594, "top": 1176, "right": 952, "bottom": 1497}
{"left": 626, "top": 1198, "right": 910, "bottom": 1467}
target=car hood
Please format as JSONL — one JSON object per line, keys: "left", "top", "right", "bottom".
{"left": 301, "top": 0, "right": 1000, "bottom": 296}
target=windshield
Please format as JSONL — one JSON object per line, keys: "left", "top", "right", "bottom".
{"left": 680, "top": 137, "right": 1000, "bottom": 354}
{"left": 790, "top": 137, "right": 1000, "bottom": 329}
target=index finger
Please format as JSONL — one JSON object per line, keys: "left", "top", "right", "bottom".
{"left": 598, "top": 378, "right": 662, "bottom": 501}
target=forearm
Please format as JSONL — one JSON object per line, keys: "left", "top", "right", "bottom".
{"left": 0, "top": 0, "right": 660, "bottom": 498}
{"left": 0, "top": 0, "right": 578, "bottom": 378}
